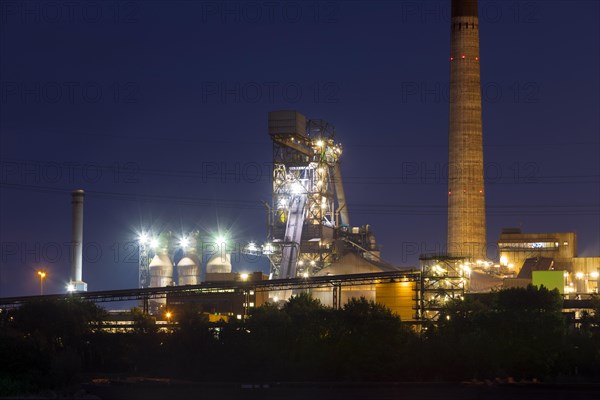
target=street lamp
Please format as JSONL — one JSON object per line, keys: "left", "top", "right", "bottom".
{"left": 37, "top": 270, "right": 46, "bottom": 295}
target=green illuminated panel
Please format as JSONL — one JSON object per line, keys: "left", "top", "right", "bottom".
{"left": 532, "top": 271, "right": 564, "bottom": 294}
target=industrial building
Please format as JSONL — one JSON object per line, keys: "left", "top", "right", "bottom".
{"left": 116, "top": 108, "right": 410, "bottom": 315}
{"left": 498, "top": 229, "right": 577, "bottom": 272}
{"left": 499, "top": 228, "right": 600, "bottom": 294}
{"left": 257, "top": 109, "right": 420, "bottom": 308}
{"left": 167, "top": 272, "right": 270, "bottom": 320}
{"left": 265, "top": 110, "right": 389, "bottom": 282}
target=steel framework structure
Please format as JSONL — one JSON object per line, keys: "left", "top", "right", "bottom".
{"left": 268, "top": 112, "right": 345, "bottom": 279}
{"left": 139, "top": 240, "right": 150, "bottom": 289}
{"left": 417, "top": 254, "right": 468, "bottom": 321}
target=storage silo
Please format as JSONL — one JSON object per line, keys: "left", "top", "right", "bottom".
{"left": 177, "top": 254, "right": 201, "bottom": 286}
{"left": 149, "top": 253, "right": 174, "bottom": 287}
{"left": 206, "top": 253, "right": 232, "bottom": 274}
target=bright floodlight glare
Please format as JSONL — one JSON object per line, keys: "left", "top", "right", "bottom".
{"left": 591, "top": 271, "right": 599, "bottom": 279}
{"left": 291, "top": 182, "right": 304, "bottom": 194}
{"left": 263, "top": 243, "right": 274, "bottom": 255}
{"left": 302, "top": 272, "right": 309, "bottom": 278}
{"left": 66, "top": 283, "right": 75, "bottom": 292}
{"left": 216, "top": 235, "right": 226, "bottom": 247}
{"left": 150, "top": 238, "right": 160, "bottom": 249}
{"left": 138, "top": 232, "right": 149, "bottom": 245}
{"left": 179, "top": 236, "right": 190, "bottom": 249}
{"left": 246, "top": 242, "right": 257, "bottom": 252}
{"left": 240, "top": 273, "right": 249, "bottom": 281}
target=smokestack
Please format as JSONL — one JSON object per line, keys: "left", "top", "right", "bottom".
{"left": 447, "top": 0, "right": 487, "bottom": 260}
{"left": 68, "top": 189, "right": 87, "bottom": 292}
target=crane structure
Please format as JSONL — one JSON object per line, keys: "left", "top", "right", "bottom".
{"left": 266, "top": 111, "right": 378, "bottom": 279}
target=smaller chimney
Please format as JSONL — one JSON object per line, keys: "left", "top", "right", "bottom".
{"left": 68, "top": 189, "right": 87, "bottom": 292}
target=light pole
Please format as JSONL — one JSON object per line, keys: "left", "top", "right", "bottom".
{"left": 37, "top": 270, "right": 46, "bottom": 295}
{"left": 240, "top": 273, "right": 249, "bottom": 319}
{"left": 137, "top": 232, "right": 151, "bottom": 289}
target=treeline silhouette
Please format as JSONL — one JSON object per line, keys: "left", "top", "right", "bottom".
{"left": 1, "top": 286, "right": 600, "bottom": 395}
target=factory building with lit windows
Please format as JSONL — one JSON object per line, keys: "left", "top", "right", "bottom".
{"left": 498, "top": 229, "right": 577, "bottom": 272}
{"left": 498, "top": 228, "right": 600, "bottom": 294}
{"left": 167, "top": 272, "right": 270, "bottom": 321}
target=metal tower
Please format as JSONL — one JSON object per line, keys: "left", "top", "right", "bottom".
{"left": 139, "top": 239, "right": 150, "bottom": 288}
{"left": 417, "top": 254, "right": 469, "bottom": 321}
{"left": 267, "top": 111, "right": 348, "bottom": 279}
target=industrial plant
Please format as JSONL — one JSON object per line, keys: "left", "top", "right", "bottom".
{"left": 0, "top": 0, "right": 598, "bottom": 324}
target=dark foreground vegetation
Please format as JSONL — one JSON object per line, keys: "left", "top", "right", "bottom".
{"left": 1, "top": 286, "right": 600, "bottom": 395}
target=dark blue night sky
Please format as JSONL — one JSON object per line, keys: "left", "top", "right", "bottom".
{"left": 1, "top": 1, "right": 598, "bottom": 297}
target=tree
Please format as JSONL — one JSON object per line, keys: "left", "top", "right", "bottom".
{"left": 13, "top": 297, "right": 105, "bottom": 349}
{"left": 333, "top": 298, "right": 413, "bottom": 380}
{"left": 569, "top": 295, "right": 600, "bottom": 377}
{"left": 4, "top": 298, "right": 106, "bottom": 390}
{"left": 130, "top": 307, "right": 157, "bottom": 335}
{"left": 166, "top": 304, "right": 215, "bottom": 378}
{"left": 431, "top": 285, "right": 568, "bottom": 380}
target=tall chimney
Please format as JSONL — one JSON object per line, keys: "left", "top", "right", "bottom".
{"left": 447, "top": 0, "right": 487, "bottom": 260}
{"left": 69, "top": 189, "right": 87, "bottom": 292}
